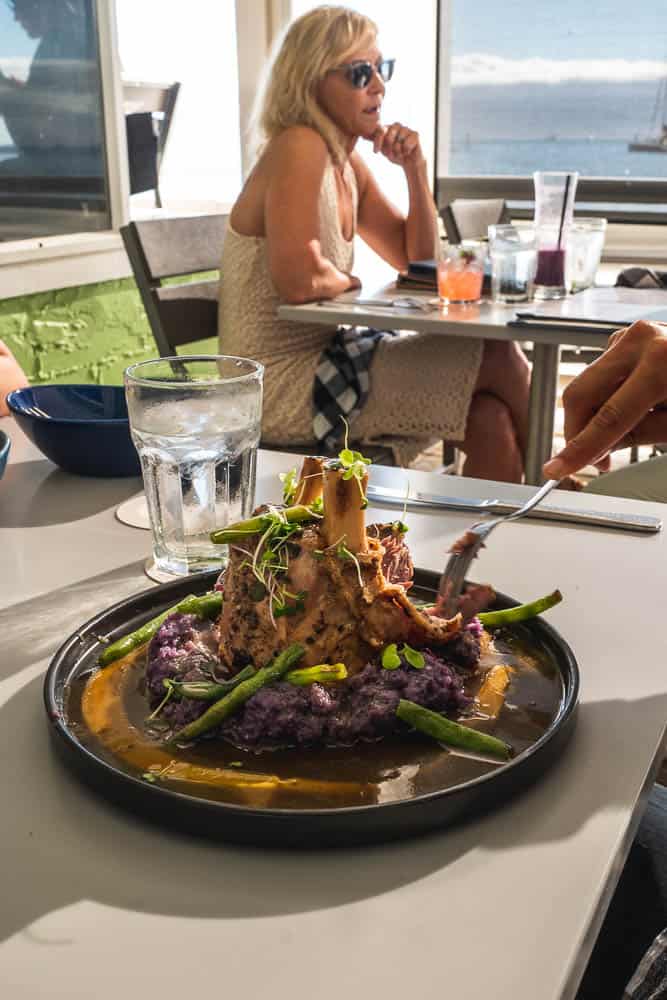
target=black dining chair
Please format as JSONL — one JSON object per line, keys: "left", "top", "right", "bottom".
{"left": 120, "top": 215, "right": 397, "bottom": 465}
{"left": 123, "top": 80, "right": 181, "bottom": 209}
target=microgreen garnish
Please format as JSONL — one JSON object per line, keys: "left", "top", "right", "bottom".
{"left": 380, "top": 642, "right": 425, "bottom": 670}
{"left": 391, "top": 520, "right": 409, "bottom": 534}
{"left": 141, "top": 763, "right": 173, "bottom": 783}
{"left": 381, "top": 644, "right": 401, "bottom": 670}
{"left": 400, "top": 643, "right": 425, "bottom": 669}
{"left": 147, "top": 679, "right": 175, "bottom": 721}
{"left": 336, "top": 539, "right": 364, "bottom": 588}
{"left": 238, "top": 508, "right": 314, "bottom": 628}
{"left": 459, "top": 248, "right": 476, "bottom": 264}
{"left": 279, "top": 468, "right": 298, "bottom": 505}
{"left": 337, "top": 417, "right": 371, "bottom": 509}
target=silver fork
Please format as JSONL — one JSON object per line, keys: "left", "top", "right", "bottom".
{"left": 437, "top": 479, "right": 560, "bottom": 617}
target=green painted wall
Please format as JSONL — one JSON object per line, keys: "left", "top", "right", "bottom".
{"left": 0, "top": 277, "right": 217, "bottom": 386}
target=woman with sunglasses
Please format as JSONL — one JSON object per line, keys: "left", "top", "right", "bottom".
{"left": 219, "top": 5, "right": 530, "bottom": 480}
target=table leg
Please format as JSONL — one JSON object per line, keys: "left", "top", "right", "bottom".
{"left": 524, "top": 342, "right": 561, "bottom": 485}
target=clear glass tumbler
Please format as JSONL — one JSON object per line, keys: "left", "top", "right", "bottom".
{"left": 566, "top": 217, "right": 607, "bottom": 292}
{"left": 488, "top": 224, "right": 537, "bottom": 303}
{"left": 437, "top": 241, "right": 486, "bottom": 304}
{"left": 124, "top": 355, "right": 264, "bottom": 580}
{"left": 533, "top": 171, "right": 579, "bottom": 300}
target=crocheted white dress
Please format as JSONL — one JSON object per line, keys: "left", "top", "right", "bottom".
{"left": 218, "top": 158, "right": 483, "bottom": 466}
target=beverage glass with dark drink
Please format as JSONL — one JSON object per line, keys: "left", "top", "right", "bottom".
{"left": 533, "top": 171, "right": 578, "bottom": 300}
{"left": 488, "top": 224, "right": 537, "bottom": 303}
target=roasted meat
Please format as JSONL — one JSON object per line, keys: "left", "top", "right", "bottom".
{"left": 218, "top": 458, "right": 463, "bottom": 674}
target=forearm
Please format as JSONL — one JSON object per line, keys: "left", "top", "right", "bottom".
{"left": 273, "top": 247, "right": 357, "bottom": 304}
{"left": 404, "top": 159, "right": 438, "bottom": 262}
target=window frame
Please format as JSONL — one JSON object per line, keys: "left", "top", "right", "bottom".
{"left": 435, "top": 0, "right": 667, "bottom": 231}
{"left": 0, "top": 0, "right": 265, "bottom": 297}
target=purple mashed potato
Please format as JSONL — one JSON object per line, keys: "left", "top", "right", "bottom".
{"left": 145, "top": 613, "right": 480, "bottom": 751}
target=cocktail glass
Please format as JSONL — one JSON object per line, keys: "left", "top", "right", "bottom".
{"left": 437, "top": 241, "right": 486, "bottom": 305}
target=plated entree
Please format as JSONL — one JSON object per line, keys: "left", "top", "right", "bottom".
{"left": 83, "top": 449, "right": 563, "bottom": 804}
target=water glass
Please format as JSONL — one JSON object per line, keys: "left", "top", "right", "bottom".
{"left": 437, "top": 241, "right": 486, "bottom": 304}
{"left": 488, "top": 224, "right": 537, "bottom": 303}
{"left": 124, "top": 355, "right": 264, "bottom": 580}
{"left": 567, "top": 218, "right": 607, "bottom": 292}
{"left": 533, "top": 171, "right": 578, "bottom": 300}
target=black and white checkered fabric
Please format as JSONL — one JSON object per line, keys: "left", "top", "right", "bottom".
{"left": 312, "top": 326, "right": 394, "bottom": 450}
{"left": 625, "top": 929, "right": 667, "bottom": 999}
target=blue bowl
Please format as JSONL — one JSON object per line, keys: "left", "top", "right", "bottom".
{"left": 6, "top": 385, "right": 141, "bottom": 478}
{"left": 0, "top": 429, "right": 9, "bottom": 479}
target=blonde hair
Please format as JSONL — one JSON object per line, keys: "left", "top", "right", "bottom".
{"left": 249, "top": 5, "right": 378, "bottom": 166}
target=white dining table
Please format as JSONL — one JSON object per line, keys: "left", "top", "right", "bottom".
{"left": 2, "top": 418, "right": 667, "bottom": 1000}
{"left": 278, "top": 285, "right": 612, "bottom": 486}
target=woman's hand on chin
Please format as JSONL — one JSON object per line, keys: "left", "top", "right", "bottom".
{"left": 370, "top": 122, "right": 425, "bottom": 172}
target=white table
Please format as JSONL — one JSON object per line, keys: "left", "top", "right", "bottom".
{"left": 278, "top": 287, "right": 611, "bottom": 485}
{"left": 2, "top": 420, "right": 667, "bottom": 1000}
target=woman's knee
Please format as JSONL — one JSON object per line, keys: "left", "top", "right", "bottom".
{"left": 476, "top": 339, "right": 530, "bottom": 391}
{"left": 466, "top": 391, "right": 518, "bottom": 445}
{"left": 463, "top": 392, "right": 523, "bottom": 479}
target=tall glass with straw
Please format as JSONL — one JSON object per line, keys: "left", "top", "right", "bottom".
{"left": 532, "top": 171, "right": 578, "bottom": 300}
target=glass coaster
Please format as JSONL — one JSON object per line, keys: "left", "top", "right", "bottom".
{"left": 116, "top": 493, "right": 150, "bottom": 530}
{"left": 144, "top": 558, "right": 183, "bottom": 584}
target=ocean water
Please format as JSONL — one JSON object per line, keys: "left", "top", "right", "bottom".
{"left": 448, "top": 80, "right": 667, "bottom": 179}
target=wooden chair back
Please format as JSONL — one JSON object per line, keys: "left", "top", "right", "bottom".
{"left": 120, "top": 214, "right": 227, "bottom": 357}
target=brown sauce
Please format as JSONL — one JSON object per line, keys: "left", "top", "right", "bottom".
{"left": 66, "top": 615, "right": 563, "bottom": 812}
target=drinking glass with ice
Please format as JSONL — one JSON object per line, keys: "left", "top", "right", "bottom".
{"left": 124, "top": 356, "right": 264, "bottom": 580}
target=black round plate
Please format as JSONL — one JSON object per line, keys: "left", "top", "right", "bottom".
{"left": 44, "top": 570, "right": 579, "bottom": 847}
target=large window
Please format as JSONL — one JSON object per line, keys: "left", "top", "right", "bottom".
{"left": 116, "top": 0, "right": 242, "bottom": 214}
{"left": 0, "top": 0, "right": 109, "bottom": 242}
{"left": 437, "top": 0, "right": 667, "bottom": 219}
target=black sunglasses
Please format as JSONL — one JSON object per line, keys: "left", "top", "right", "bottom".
{"left": 335, "top": 58, "right": 395, "bottom": 90}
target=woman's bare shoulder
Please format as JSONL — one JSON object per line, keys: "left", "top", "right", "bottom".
{"left": 268, "top": 126, "right": 330, "bottom": 168}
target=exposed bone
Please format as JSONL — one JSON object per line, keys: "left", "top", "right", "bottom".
{"left": 293, "top": 456, "right": 325, "bottom": 506}
{"left": 322, "top": 464, "right": 368, "bottom": 553}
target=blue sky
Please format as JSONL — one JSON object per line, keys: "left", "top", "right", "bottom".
{"left": 0, "top": 3, "right": 38, "bottom": 59}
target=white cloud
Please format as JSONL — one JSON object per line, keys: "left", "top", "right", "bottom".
{"left": 0, "top": 56, "right": 31, "bottom": 82}
{"left": 452, "top": 53, "right": 667, "bottom": 87}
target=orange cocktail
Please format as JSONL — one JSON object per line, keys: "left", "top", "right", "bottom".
{"left": 437, "top": 242, "right": 486, "bottom": 304}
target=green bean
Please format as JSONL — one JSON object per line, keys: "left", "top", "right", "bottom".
{"left": 209, "top": 505, "right": 317, "bottom": 545}
{"left": 167, "top": 662, "right": 346, "bottom": 702}
{"left": 396, "top": 699, "right": 512, "bottom": 760}
{"left": 98, "top": 592, "right": 223, "bottom": 667}
{"left": 166, "top": 665, "right": 256, "bottom": 701}
{"left": 171, "top": 643, "right": 305, "bottom": 742}
{"left": 477, "top": 589, "right": 562, "bottom": 628}
{"left": 286, "top": 663, "right": 347, "bottom": 686}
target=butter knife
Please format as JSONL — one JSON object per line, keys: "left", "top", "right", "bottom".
{"left": 365, "top": 484, "right": 662, "bottom": 534}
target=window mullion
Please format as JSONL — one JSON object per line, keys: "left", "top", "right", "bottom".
{"left": 96, "top": 0, "right": 130, "bottom": 230}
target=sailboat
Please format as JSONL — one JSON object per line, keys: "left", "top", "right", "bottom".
{"left": 628, "top": 76, "right": 667, "bottom": 153}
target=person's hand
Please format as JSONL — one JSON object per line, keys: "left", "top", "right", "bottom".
{"left": 543, "top": 319, "right": 667, "bottom": 479}
{"left": 371, "top": 122, "right": 425, "bottom": 172}
{"left": 346, "top": 274, "right": 362, "bottom": 292}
